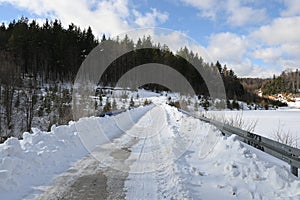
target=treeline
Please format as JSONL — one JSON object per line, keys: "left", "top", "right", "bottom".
{"left": 241, "top": 78, "right": 270, "bottom": 93}
{"left": 0, "top": 17, "right": 287, "bottom": 141}
{"left": 0, "top": 17, "right": 98, "bottom": 83}
{"left": 101, "top": 37, "right": 245, "bottom": 99}
{"left": 262, "top": 70, "right": 300, "bottom": 95}
{"left": 0, "top": 17, "right": 99, "bottom": 140}
{"left": 0, "top": 17, "right": 247, "bottom": 99}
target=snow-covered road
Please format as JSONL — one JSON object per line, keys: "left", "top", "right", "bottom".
{"left": 1, "top": 103, "right": 300, "bottom": 199}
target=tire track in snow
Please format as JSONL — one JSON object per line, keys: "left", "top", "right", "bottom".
{"left": 124, "top": 106, "right": 163, "bottom": 200}
{"left": 125, "top": 105, "right": 194, "bottom": 199}
{"left": 155, "top": 105, "right": 197, "bottom": 200}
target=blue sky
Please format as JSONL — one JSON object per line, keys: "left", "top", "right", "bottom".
{"left": 0, "top": 0, "right": 300, "bottom": 78}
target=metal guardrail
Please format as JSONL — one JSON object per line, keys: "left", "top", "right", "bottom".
{"left": 178, "top": 109, "right": 300, "bottom": 177}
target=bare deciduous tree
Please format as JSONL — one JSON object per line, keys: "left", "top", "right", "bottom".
{"left": 205, "top": 112, "right": 258, "bottom": 132}
{"left": 223, "top": 112, "right": 258, "bottom": 132}
{"left": 272, "top": 122, "right": 299, "bottom": 148}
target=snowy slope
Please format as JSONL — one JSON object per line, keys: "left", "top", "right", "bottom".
{"left": 0, "top": 101, "right": 300, "bottom": 199}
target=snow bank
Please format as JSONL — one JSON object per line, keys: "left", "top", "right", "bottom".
{"left": 186, "top": 125, "right": 300, "bottom": 199}
{"left": 0, "top": 105, "right": 153, "bottom": 200}
{"left": 125, "top": 104, "right": 300, "bottom": 199}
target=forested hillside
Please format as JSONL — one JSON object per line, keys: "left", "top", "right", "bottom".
{"left": 0, "top": 18, "right": 246, "bottom": 96}
{"left": 261, "top": 70, "right": 300, "bottom": 95}
{"left": 0, "top": 18, "right": 275, "bottom": 141}
{"left": 0, "top": 18, "right": 99, "bottom": 141}
{"left": 241, "top": 78, "right": 270, "bottom": 93}
{"left": 0, "top": 17, "right": 98, "bottom": 83}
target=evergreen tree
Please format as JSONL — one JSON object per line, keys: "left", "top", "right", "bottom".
{"left": 226, "top": 99, "right": 232, "bottom": 110}
{"left": 202, "top": 99, "right": 209, "bottom": 111}
{"left": 129, "top": 97, "right": 135, "bottom": 108}
{"left": 232, "top": 99, "right": 240, "bottom": 110}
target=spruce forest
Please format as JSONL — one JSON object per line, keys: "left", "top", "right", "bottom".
{"left": 0, "top": 18, "right": 281, "bottom": 142}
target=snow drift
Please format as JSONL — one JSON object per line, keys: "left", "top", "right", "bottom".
{"left": 0, "top": 105, "right": 153, "bottom": 200}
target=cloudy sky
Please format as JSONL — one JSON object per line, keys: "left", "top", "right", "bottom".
{"left": 0, "top": 0, "right": 299, "bottom": 78}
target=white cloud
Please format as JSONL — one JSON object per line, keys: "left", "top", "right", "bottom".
{"left": 230, "top": 59, "right": 280, "bottom": 78}
{"left": 252, "top": 44, "right": 300, "bottom": 68}
{"left": 0, "top": 0, "right": 46, "bottom": 15}
{"left": 281, "top": 0, "right": 300, "bottom": 17}
{"left": 251, "top": 17, "right": 300, "bottom": 45}
{"left": 207, "top": 32, "right": 248, "bottom": 63}
{"left": 0, "top": 0, "right": 168, "bottom": 37}
{"left": 226, "top": 0, "right": 267, "bottom": 27}
{"left": 281, "top": 44, "right": 300, "bottom": 57}
{"left": 252, "top": 47, "right": 282, "bottom": 64}
{"left": 278, "top": 58, "right": 300, "bottom": 71}
{"left": 207, "top": 32, "right": 255, "bottom": 76}
{"left": 0, "top": 0, "right": 131, "bottom": 36}
{"left": 180, "top": 0, "right": 218, "bottom": 19}
{"left": 205, "top": 32, "right": 280, "bottom": 78}
{"left": 250, "top": 16, "right": 300, "bottom": 72}
{"left": 177, "top": 0, "right": 300, "bottom": 77}
{"left": 133, "top": 8, "right": 168, "bottom": 27}
{"left": 181, "top": 0, "right": 215, "bottom": 10}
{"left": 180, "top": 0, "right": 267, "bottom": 26}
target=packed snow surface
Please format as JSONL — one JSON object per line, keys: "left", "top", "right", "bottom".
{"left": 0, "top": 98, "right": 300, "bottom": 199}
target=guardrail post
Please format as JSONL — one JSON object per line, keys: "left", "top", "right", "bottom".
{"left": 291, "top": 165, "right": 298, "bottom": 177}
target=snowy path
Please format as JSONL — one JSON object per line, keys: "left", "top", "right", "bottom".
{"left": 35, "top": 105, "right": 198, "bottom": 199}
{"left": 124, "top": 105, "right": 195, "bottom": 199}
{"left": 34, "top": 106, "right": 157, "bottom": 200}
{"left": 36, "top": 104, "right": 300, "bottom": 199}
{"left": 2, "top": 103, "right": 300, "bottom": 199}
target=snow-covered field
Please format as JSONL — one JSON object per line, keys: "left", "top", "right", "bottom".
{"left": 206, "top": 108, "right": 300, "bottom": 147}
{"left": 1, "top": 94, "right": 300, "bottom": 199}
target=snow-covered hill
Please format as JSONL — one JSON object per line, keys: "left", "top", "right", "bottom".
{"left": 0, "top": 101, "right": 300, "bottom": 199}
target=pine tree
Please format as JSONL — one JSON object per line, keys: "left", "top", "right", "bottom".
{"left": 129, "top": 97, "right": 134, "bottom": 108}
{"left": 202, "top": 99, "right": 209, "bottom": 111}
{"left": 143, "top": 99, "right": 149, "bottom": 106}
{"left": 226, "top": 99, "right": 232, "bottom": 110}
{"left": 232, "top": 99, "right": 240, "bottom": 110}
